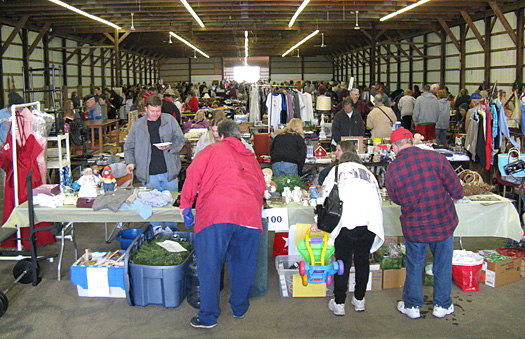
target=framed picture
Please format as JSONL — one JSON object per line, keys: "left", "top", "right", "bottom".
{"left": 341, "top": 136, "right": 364, "bottom": 153}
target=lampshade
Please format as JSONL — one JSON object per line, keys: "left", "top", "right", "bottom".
{"left": 316, "top": 96, "right": 331, "bottom": 111}
{"left": 203, "top": 93, "right": 211, "bottom": 99}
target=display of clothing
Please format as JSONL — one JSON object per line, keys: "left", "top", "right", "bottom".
{"left": 249, "top": 87, "right": 260, "bottom": 122}
{"left": 0, "top": 108, "right": 55, "bottom": 249}
{"left": 266, "top": 92, "right": 283, "bottom": 131}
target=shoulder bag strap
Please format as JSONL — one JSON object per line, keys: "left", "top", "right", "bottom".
{"left": 377, "top": 106, "right": 394, "bottom": 126}
{"left": 334, "top": 165, "right": 339, "bottom": 184}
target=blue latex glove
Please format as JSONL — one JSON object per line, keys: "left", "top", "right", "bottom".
{"left": 183, "top": 207, "right": 194, "bottom": 229}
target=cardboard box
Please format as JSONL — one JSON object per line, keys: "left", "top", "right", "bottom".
{"left": 70, "top": 265, "right": 125, "bottom": 298}
{"left": 292, "top": 274, "right": 327, "bottom": 297}
{"left": 521, "top": 258, "right": 525, "bottom": 278}
{"left": 482, "top": 257, "right": 521, "bottom": 288}
{"left": 348, "top": 270, "right": 382, "bottom": 292}
{"left": 382, "top": 267, "right": 406, "bottom": 289}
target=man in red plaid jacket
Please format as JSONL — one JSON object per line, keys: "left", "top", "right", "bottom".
{"left": 385, "top": 128, "right": 463, "bottom": 320}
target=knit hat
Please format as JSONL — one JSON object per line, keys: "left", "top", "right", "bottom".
{"left": 471, "top": 92, "right": 482, "bottom": 100}
{"left": 390, "top": 128, "right": 413, "bottom": 143}
{"left": 8, "top": 92, "right": 24, "bottom": 106}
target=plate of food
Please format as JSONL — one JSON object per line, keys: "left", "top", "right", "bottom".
{"left": 153, "top": 142, "right": 172, "bottom": 147}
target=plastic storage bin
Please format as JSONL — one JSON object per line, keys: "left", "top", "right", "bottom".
{"left": 124, "top": 226, "right": 195, "bottom": 308}
{"left": 275, "top": 255, "right": 303, "bottom": 297}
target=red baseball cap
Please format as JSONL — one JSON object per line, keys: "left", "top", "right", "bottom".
{"left": 390, "top": 128, "right": 413, "bottom": 143}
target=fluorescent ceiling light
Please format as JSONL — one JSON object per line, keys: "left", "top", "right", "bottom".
{"left": 47, "top": 0, "right": 121, "bottom": 30}
{"left": 180, "top": 0, "right": 205, "bottom": 28}
{"left": 244, "top": 30, "right": 248, "bottom": 66}
{"left": 288, "top": 0, "right": 310, "bottom": 27}
{"left": 380, "top": 0, "right": 432, "bottom": 22}
{"left": 282, "top": 30, "right": 319, "bottom": 57}
{"left": 169, "top": 32, "right": 209, "bottom": 58}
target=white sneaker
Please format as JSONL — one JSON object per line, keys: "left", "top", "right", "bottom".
{"left": 433, "top": 304, "right": 454, "bottom": 318}
{"left": 328, "top": 298, "right": 345, "bottom": 316}
{"left": 397, "top": 301, "right": 420, "bottom": 319}
{"left": 351, "top": 296, "right": 365, "bottom": 312}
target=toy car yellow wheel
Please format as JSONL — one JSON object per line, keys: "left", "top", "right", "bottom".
{"left": 302, "top": 274, "right": 309, "bottom": 286}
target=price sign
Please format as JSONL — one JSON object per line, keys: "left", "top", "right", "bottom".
{"left": 262, "top": 208, "right": 289, "bottom": 231}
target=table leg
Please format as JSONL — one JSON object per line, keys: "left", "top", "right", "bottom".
{"left": 98, "top": 126, "right": 103, "bottom": 153}
{"left": 90, "top": 127, "right": 96, "bottom": 150}
{"left": 115, "top": 121, "right": 119, "bottom": 147}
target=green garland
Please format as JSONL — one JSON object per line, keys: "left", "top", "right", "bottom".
{"left": 272, "top": 174, "right": 307, "bottom": 193}
{"left": 130, "top": 235, "right": 191, "bottom": 266}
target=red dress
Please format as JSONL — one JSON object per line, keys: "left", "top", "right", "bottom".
{"left": 0, "top": 131, "right": 55, "bottom": 249}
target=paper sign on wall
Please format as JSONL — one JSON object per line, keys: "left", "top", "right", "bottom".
{"left": 262, "top": 208, "right": 289, "bottom": 231}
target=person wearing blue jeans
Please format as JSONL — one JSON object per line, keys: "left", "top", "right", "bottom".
{"left": 270, "top": 118, "right": 307, "bottom": 178}
{"left": 195, "top": 223, "right": 259, "bottom": 325}
{"left": 179, "top": 120, "right": 266, "bottom": 329}
{"left": 272, "top": 161, "right": 298, "bottom": 177}
{"left": 403, "top": 236, "right": 454, "bottom": 311}
{"left": 124, "top": 95, "right": 185, "bottom": 232}
{"left": 385, "top": 128, "right": 463, "bottom": 320}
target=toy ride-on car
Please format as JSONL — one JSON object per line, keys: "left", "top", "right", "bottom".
{"left": 297, "top": 228, "right": 344, "bottom": 286}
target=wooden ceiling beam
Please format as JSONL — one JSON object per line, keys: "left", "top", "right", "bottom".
{"left": 28, "top": 22, "right": 51, "bottom": 56}
{"left": 396, "top": 30, "right": 425, "bottom": 58}
{"left": 438, "top": 18, "right": 461, "bottom": 52}
{"left": 459, "top": 10, "right": 485, "bottom": 50}
{"left": 1, "top": 15, "right": 29, "bottom": 56}
{"left": 80, "top": 37, "right": 108, "bottom": 64}
{"left": 488, "top": 0, "right": 518, "bottom": 46}
{"left": 65, "top": 34, "right": 93, "bottom": 62}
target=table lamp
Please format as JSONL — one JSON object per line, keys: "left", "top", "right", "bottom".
{"left": 316, "top": 95, "right": 331, "bottom": 139}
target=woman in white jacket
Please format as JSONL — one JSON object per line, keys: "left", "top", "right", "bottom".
{"left": 312, "top": 151, "right": 384, "bottom": 316}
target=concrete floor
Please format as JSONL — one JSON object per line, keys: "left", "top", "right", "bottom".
{"left": 0, "top": 220, "right": 523, "bottom": 339}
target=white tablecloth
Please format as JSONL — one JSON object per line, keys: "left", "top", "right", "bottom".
{"left": 267, "top": 200, "right": 523, "bottom": 241}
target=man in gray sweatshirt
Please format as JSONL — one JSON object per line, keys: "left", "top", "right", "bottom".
{"left": 413, "top": 84, "right": 439, "bottom": 142}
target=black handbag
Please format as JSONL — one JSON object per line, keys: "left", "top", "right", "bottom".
{"left": 317, "top": 165, "right": 343, "bottom": 233}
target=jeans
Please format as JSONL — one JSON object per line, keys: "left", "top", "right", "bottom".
{"left": 436, "top": 128, "right": 448, "bottom": 146}
{"left": 272, "top": 161, "right": 298, "bottom": 177}
{"left": 144, "top": 172, "right": 179, "bottom": 231}
{"left": 334, "top": 227, "right": 375, "bottom": 304}
{"left": 196, "top": 223, "right": 260, "bottom": 325}
{"left": 403, "top": 235, "right": 454, "bottom": 309}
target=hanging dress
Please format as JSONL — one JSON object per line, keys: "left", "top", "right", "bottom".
{"left": 0, "top": 116, "right": 55, "bottom": 249}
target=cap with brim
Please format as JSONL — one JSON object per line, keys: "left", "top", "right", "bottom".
{"left": 471, "top": 92, "right": 482, "bottom": 100}
{"left": 165, "top": 89, "right": 175, "bottom": 96}
{"left": 390, "top": 128, "right": 413, "bottom": 143}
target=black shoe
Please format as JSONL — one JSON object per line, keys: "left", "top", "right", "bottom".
{"left": 190, "top": 316, "right": 217, "bottom": 329}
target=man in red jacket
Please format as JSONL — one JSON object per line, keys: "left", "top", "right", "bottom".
{"left": 180, "top": 120, "right": 265, "bottom": 329}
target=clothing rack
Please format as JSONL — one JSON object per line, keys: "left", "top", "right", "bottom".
{"left": 255, "top": 85, "right": 299, "bottom": 133}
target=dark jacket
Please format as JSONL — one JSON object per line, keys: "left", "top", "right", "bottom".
{"left": 162, "top": 98, "right": 181, "bottom": 124}
{"left": 270, "top": 132, "right": 307, "bottom": 175}
{"left": 332, "top": 109, "right": 366, "bottom": 143}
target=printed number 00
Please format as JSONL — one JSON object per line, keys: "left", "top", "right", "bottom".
{"left": 270, "top": 216, "right": 282, "bottom": 223}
